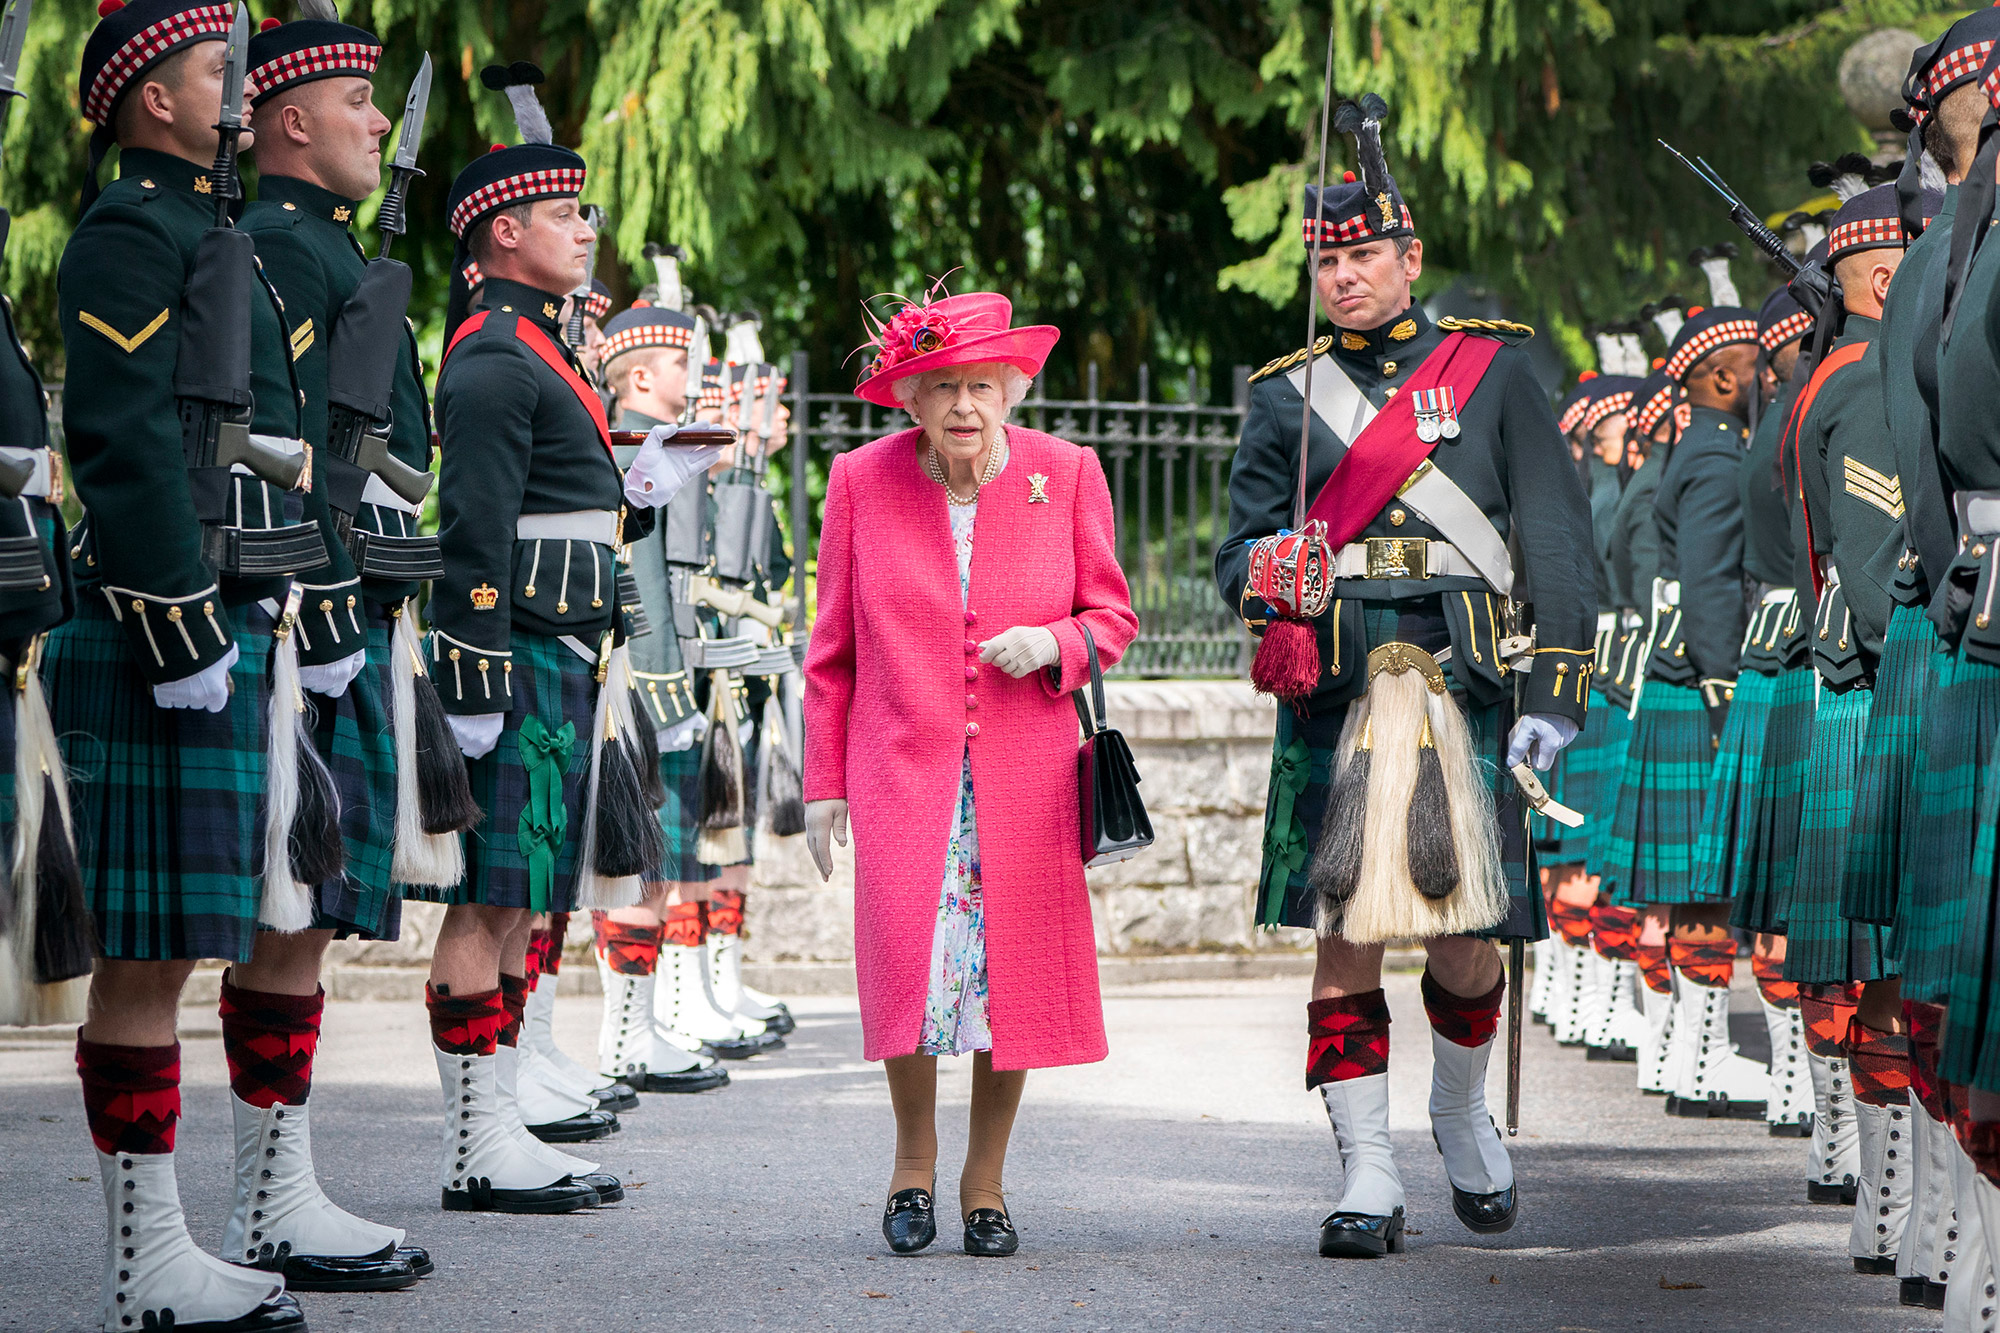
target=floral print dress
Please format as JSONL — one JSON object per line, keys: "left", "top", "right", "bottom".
{"left": 917, "top": 459, "right": 1005, "bottom": 1055}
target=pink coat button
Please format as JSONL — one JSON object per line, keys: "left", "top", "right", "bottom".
{"left": 964, "top": 610, "right": 977, "bottom": 625}
{"left": 964, "top": 665, "right": 978, "bottom": 681}
{"left": 966, "top": 722, "right": 980, "bottom": 737}
{"left": 964, "top": 638, "right": 979, "bottom": 655}
{"left": 966, "top": 694, "right": 978, "bottom": 710}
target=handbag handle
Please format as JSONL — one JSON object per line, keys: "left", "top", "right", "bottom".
{"left": 1072, "top": 624, "right": 1106, "bottom": 737}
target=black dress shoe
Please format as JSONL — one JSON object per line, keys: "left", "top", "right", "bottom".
{"left": 1450, "top": 1183, "right": 1517, "bottom": 1234}
{"left": 1807, "top": 1180, "right": 1860, "bottom": 1205}
{"left": 762, "top": 1005, "right": 796, "bottom": 1036}
{"left": 1853, "top": 1256, "right": 1899, "bottom": 1275}
{"left": 398, "top": 1244, "right": 434, "bottom": 1278}
{"left": 241, "top": 1240, "right": 421, "bottom": 1292}
{"left": 526, "top": 1108, "right": 619, "bottom": 1142}
{"left": 634, "top": 1065, "right": 731, "bottom": 1093}
{"left": 442, "top": 1175, "right": 600, "bottom": 1214}
{"left": 702, "top": 1034, "right": 764, "bottom": 1060}
{"left": 883, "top": 1186, "right": 936, "bottom": 1254}
{"left": 1319, "top": 1206, "right": 1405, "bottom": 1258}
{"left": 594, "top": 1082, "right": 641, "bottom": 1111}
{"left": 191, "top": 1294, "right": 310, "bottom": 1330}
{"left": 963, "top": 1208, "right": 1018, "bottom": 1256}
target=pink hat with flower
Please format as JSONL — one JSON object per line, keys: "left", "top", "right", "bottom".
{"left": 852, "top": 289, "right": 1059, "bottom": 407}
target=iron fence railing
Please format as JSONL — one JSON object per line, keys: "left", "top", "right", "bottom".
{"left": 786, "top": 352, "right": 1254, "bottom": 677}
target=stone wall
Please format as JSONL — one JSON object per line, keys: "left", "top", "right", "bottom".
{"left": 324, "top": 680, "right": 1308, "bottom": 979}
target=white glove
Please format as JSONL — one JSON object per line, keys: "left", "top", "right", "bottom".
{"left": 805, "top": 798, "right": 848, "bottom": 881}
{"left": 978, "top": 625, "right": 1061, "bottom": 679}
{"left": 152, "top": 645, "right": 238, "bottom": 713}
{"left": 624, "top": 423, "right": 726, "bottom": 509}
{"left": 298, "top": 648, "right": 368, "bottom": 699}
{"left": 448, "top": 712, "right": 506, "bottom": 760}
{"left": 1506, "top": 713, "right": 1581, "bottom": 772}
{"left": 657, "top": 712, "right": 705, "bottom": 754}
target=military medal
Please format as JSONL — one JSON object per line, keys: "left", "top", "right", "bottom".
{"left": 1413, "top": 389, "right": 1441, "bottom": 444}
{"left": 1437, "top": 386, "right": 1461, "bottom": 439}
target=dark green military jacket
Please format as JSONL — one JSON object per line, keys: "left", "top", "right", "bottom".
{"left": 0, "top": 268, "right": 72, "bottom": 647}
{"left": 1649, "top": 405, "right": 1749, "bottom": 692}
{"left": 1588, "top": 455, "right": 1620, "bottom": 615}
{"left": 1795, "top": 316, "right": 1897, "bottom": 682}
{"left": 244, "top": 174, "right": 432, "bottom": 613}
{"left": 1215, "top": 303, "right": 1596, "bottom": 724}
{"left": 1603, "top": 448, "right": 1664, "bottom": 705}
{"left": 1936, "top": 188, "right": 2000, "bottom": 666}
{"left": 432, "top": 277, "right": 648, "bottom": 714}
{"left": 1874, "top": 186, "right": 1956, "bottom": 614}
{"left": 57, "top": 147, "right": 348, "bottom": 684}
{"left": 1737, "top": 375, "right": 1810, "bottom": 675}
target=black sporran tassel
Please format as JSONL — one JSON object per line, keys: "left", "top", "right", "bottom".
{"left": 627, "top": 685, "right": 666, "bottom": 810}
{"left": 760, "top": 694, "right": 805, "bottom": 837}
{"left": 592, "top": 734, "right": 665, "bottom": 878}
{"left": 1406, "top": 715, "right": 1460, "bottom": 900}
{"left": 33, "top": 775, "right": 93, "bottom": 984}
{"left": 699, "top": 681, "right": 746, "bottom": 832}
{"left": 289, "top": 730, "right": 347, "bottom": 889}
{"left": 1311, "top": 729, "right": 1370, "bottom": 914}
{"left": 412, "top": 669, "right": 483, "bottom": 835}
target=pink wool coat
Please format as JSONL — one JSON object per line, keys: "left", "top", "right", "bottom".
{"left": 803, "top": 425, "right": 1138, "bottom": 1070}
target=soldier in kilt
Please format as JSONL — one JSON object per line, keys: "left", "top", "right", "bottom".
{"left": 416, "top": 77, "right": 700, "bottom": 1213}
{"left": 589, "top": 301, "right": 734, "bottom": 1092}
{"left": 1219, "top": 98, "right": 1594, "bottom": 1258}
{"left": 47, "top": 3, "right": 383, "bottom": 1326}
{"left": 1604, "top": 305, "right": 1774, "bottom": 1119}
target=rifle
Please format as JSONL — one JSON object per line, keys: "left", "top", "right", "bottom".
{"left": 323, "top": 56, "right": 436, "bottom": 548}
{"left": 0, "top": 0, "right": 38, "bottom": 499}
{"left": 175, "top": 5, "right": 312, "bottom": 521}
{"left": 567, "top": 204, "right": 604, "bottom": 357}
{"left": 1659, "top": 141, "right": 1838, "bottom": 323}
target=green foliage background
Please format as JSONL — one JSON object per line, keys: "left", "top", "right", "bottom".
{"left": 0, "top": 0, "right": 1972, "bottom": 397}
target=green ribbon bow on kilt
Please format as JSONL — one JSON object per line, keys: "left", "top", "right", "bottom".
{"left": 1257, "top": 737, "right": 1316, "bottom": 927}
{"left": 516, "top": 715, "right": 576, "bottom": 912}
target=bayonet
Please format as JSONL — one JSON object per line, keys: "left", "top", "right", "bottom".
{"left": 0, "top": 0, "right": 33, "bottom": 123}
{"left": 1659, "top": 140, "right": 1800, "bottom": 277}
{"left": 208, "top": 2, "right": 249, "bottom": 227}
{"left": 375, "top": 53, "right": 431, "bottom": 259}
{"left": 568, "top": 203, "right": 603, "bottom": 353}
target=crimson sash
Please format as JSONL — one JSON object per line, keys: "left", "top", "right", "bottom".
{"left": 1781, "top": 339, "right": 1868, "bottom": 600}
{"left": 443, "top": 309, "right": 615, "bottom": 460}
{"left": 1299, "top": 331, "right": 1504, "bottom": 548}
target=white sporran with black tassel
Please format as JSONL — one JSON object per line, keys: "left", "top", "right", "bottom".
{"left": 574, "top": 642, "right": 653, "bottom": 910}
{"left": 0, "top": 639, "right": 90, "bottom": 1027}
{"left": 1309, "top": 642, "right": 1507, "bottom": 944}
{"left": 388, "top": 604, "right": 467, "bottom": 887}
{"left": 261, "top": 590, "right": 343, "bottom": 932}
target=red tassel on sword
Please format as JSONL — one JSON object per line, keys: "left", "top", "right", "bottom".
{"left": 1247, "top": 519, "right": 1334, "bottom": 701}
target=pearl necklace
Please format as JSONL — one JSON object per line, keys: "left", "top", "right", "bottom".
{"left": 925, "top": 436, "right": 1005, "bottom": 506}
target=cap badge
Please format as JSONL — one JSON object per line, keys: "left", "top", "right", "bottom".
{"left": 1389, "top": 319, "right": 1417, "bottom": 342}
{"left": 471, "top": 584, "right": 500, "bottom": 611}
{"left": 1028, "top": 473, "right": 1050, "bottom": 504}
{"left": 1375, "top": 191, "right": 1395, "bottom": 229}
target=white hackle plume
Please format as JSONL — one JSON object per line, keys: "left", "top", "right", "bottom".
{"left": 1616, "top": 332, "right": 1647, "bottom": 377}
{"left": 1592, "top": 331, "right": 1620, "bottom": 376}
{"left": 723, "top": 313, "right": 765, "bottom": 368}
{"left": 1651, "top": 305, "right": 1685, "bottom": 343}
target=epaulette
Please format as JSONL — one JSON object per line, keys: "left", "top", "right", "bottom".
{"left": 1438, "top": 316, "right": 1534, "bottom": 343}
{"left": 1248, "top": 334, "right": 1335, "bottom": 383}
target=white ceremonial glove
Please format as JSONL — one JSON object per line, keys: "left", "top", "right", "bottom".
{"left": 298, "top": 648, "right": 368, "bottom": 699}
{"left": 448, "top": 712, "right": 506, "bottom": 760}
{"left": 624, "top": 423, "right": 726, "bottom": 510}
{"left": 805, "top": 798, "right": 848, "bottom": 882}
{"left": 978, "top": 625, "right": 1061, "bottom": 679}
{"left": 657, "top": 712, "right": 705, "bottom": 754}
{"left": 1506, "top": 713, "right": 1581, "bottom": 772}
{"left": 152, "top": 645, "right": 238, "bottom": 713}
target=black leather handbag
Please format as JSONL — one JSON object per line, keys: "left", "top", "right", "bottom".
{"left": 1074, "top": 626, "right": 1154, "bottom": 867}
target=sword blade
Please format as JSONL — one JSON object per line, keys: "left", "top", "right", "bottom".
{"left": 1507, "top": 939, "right": 1524, "bottom": 1136}
{"left": 390, "top": 53, "right": 431, "bottom": 173}
{"left": 0, "top": 0, "right": 33, "bottom": 100}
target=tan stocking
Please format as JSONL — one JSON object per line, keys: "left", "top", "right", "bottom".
{"left": 884, "top": 1054, "right": 939, "bottom": 1196}
{"left": 962, "top": 1050, "right": 1026, "bottom": 1218}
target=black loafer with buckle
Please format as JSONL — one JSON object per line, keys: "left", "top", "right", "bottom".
{"left": 883, "top": 1186, "right": 936, "bottom": 1254}
{"left": 962, "top": 1207, "right": 1018, "bottom": 1257}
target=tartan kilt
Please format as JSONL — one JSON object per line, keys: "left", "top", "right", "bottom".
{"left": 1255, "top": 599, "right": 1539, "bottom": 942}
{"left": 1603, "top": 680, "right": 1711, "bottom": 907}
{"left": 47, "top": 595, "right": 274, "bottom": 963}
{"left": 1583, "top": 697, "right": 1635, "bottom": 891}
{"left": 1729, "top": 666, "right": 1815, "bottom": 934}
{"left": 1842, "top": 603, "right": 1938, "bottom": 925}
{"left": 307, "top": 606, "right": 400, "bottom": 940}
{"left": 406, "top": 632, "right": 595, "bottom": 913}
{"left": 1685, "top": 670, "right": 1777, "bottom": 907}
{"left": 1536, "top": 686, "right": 1612, "bottom": 863}
{"left": 1892, "top": 648, "right": 2000, "bottom": 1004}
{"left": 655, "top": 744, "right": 720, "bottom": 885}
{"left": 1783, "top": 686, "right": 1891, "bottom": 983}
{"left": 1940, "top": 726, "right": 2000, "bottom": 1087}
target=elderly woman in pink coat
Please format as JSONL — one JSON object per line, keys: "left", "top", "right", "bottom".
{"left": 802, "top": 291, "right": 1137, "bottom": 1259}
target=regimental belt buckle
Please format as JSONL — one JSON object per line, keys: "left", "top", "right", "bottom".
{"left": 1365, "top": 536, "right": 1428, "bottom": 580}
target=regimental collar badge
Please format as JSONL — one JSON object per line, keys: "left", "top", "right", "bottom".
{"left": 332, "top": 205, "right": 352, "bottom": 223}
{"left": 1028, "top": 473, "right": 1050, "bottom": 503}
{"left": 542, "top": 302, "right": 559, "bottom": 320}
{"left": 1389, "top": 318, "right": 1418, "bottom": 342}
{"left": 471, "top": 583, "right": 500, "bottom": 611}
{"left": 1340, "top": 331, "right": 1369, "bottom": 351}
{"left": 193, "top": 175, "right": 213, "bottom": 195}
{"left": 1412, "top": 387, "right": 1462, "bottom": 444}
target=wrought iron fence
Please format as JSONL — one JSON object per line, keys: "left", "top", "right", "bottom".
{"left": 785, "top": 352, "right": 1255, "bottom": 678}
